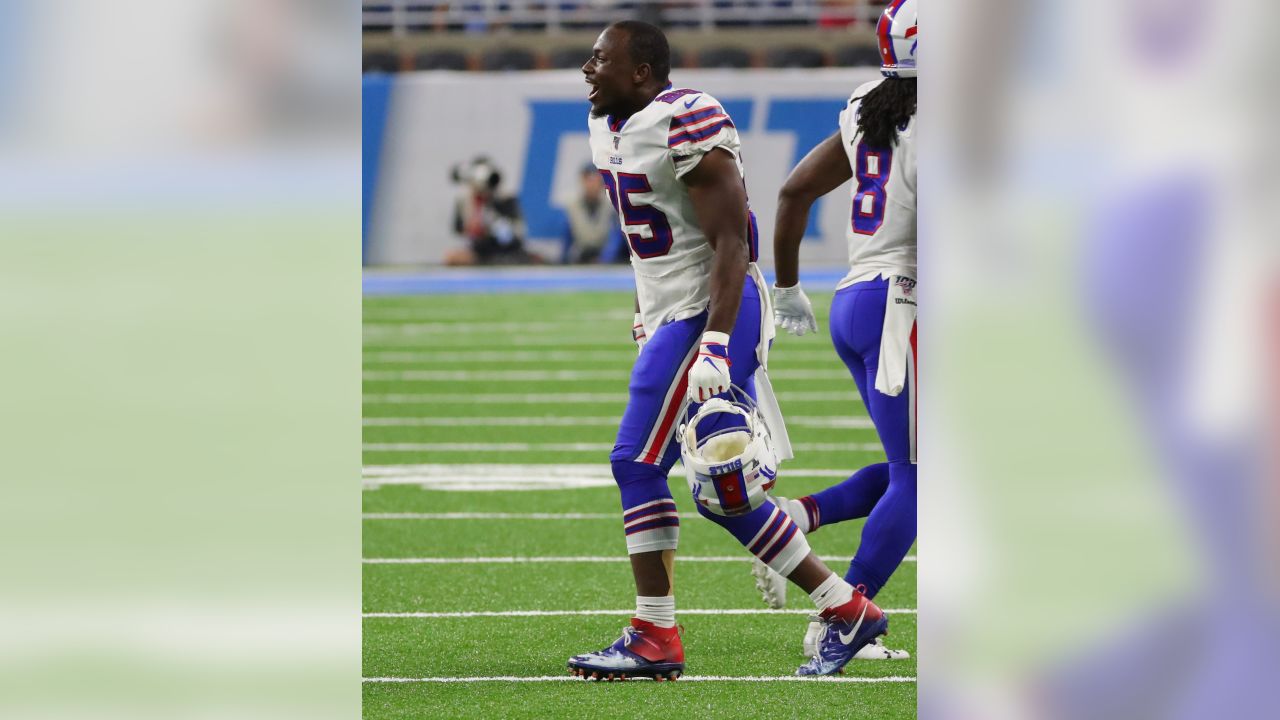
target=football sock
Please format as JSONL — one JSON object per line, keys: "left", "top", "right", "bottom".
{"left": 808, "top": 572, "right": 855, "bottom": 612}
{"left": 635, "top": 595, "right": 676, "bottom": 628}
{"left": 696, "top": 498, "right": 810, "bottom": 577}
{"left": 778, "top": 497, "right": 810, "bottom": 532}
{"left": 845, "top": 460, "right": 917, "bottom": 600}
{"left": 807, "top": 462, "right": 890, "bottom": 530}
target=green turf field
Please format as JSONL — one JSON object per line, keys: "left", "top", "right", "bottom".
{"left": 363, "top": 290, "right": 917, "bottom": 719}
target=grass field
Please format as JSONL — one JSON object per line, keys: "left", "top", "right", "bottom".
{"left": 363, "top": 289, "right": 917, "bottom": 719}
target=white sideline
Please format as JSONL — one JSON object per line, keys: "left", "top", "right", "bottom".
{"left": 362, "top": 415, "right": 874, "bottom": 429}
{"left": 363, "top": 675, "right": 915, "bottom": 684}
{"left": 361, "top": 555, "right": 917, "bottom": 564}
{"left": 363, "top": 391, "right": 858, "bottom": 404}
{"left": 362, "top": 442, "right": 885, "bottom": 453}
{"left": 363, "top": 609, "right": 916, "bottom": 618}
{"left": 363, "top": 369, "right": 846, "bottom": 382}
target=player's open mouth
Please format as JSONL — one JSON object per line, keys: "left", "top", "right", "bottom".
{"left": 586, "top": 79, "right": 599, "bottom": 101}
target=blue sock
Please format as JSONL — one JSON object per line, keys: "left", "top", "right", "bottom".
{"left": 801, "top": 462, "right": 890, "bottom": 530}
{"left": 845, "top": 461, "right": 916, "bottom": 599}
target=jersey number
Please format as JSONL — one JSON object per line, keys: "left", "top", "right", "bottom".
{"left": 851, "top": 143, "right": 893, "bottom": 236}
{"left": 599, "top": 170, "right": 674, "bottom": 258}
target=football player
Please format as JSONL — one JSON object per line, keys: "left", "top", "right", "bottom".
{"left": 566, "top": 21, "right": 887, "bottom": 681}
{"left": 756, "top": 0, "right": 918, "bottom": 666}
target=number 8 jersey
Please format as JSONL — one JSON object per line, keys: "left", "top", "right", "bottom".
{"left": 587, "top": 88, "right": 760, "bottom": 335}
{"left": 837, "top": 78, "right": 917, "bottom": 288}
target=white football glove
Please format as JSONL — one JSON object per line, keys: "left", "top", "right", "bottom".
{"left": 772, "top": 283, "right": 818, "bottom": 337}
{"left": 687, "top": 331, "right": 733, "bottom": 402}
{"left": 632, "top": 313, "right": 648, "bottom": 354}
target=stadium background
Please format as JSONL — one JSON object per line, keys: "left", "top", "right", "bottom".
{"left": 362, "top": 3, "right": 916, "bottom": 717}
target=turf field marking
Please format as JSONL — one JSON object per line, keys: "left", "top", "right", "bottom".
{"left": 362, "top": 675, "right": 915, "bottom": 683}
{"left": 361, "top": 464, "right": 857, "bottom": 490}
{"left": 363, "top": 309, "right": 634, "bottom": 322}
{"left": 363, "top": 391, "right": 857, "bottom": 404}
{"left": 362, "top": 512, "right": 699, "bottom": 520}
{"left": 364, "top": 337, "right": 635, "bottom": 349}
{"left": 364, "top": 321, "right": 597, "bottom": 335}
{"left": 362, "top": 416, "right": 873, "bottom": 429}
{"left": 362, "top": 609, "right": 917, "bottom": 618}
{"left": 362, "top": 369, "right": 847, "bottom": 382}
{"left": 361, "top": 554, "right": 916, "bottom": 563}
{"left": 362, "top": 350, "right": 838, "bottom": 364}
{"left": 362, "top": 442, "right": 885, "bottom": 453}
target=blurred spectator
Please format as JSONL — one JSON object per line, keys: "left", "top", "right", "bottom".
{"left": 445, "top": 157, "right": 543, "bottom": 266}
{"left": 560, "top": 165, "right": 625, "bottom": 264}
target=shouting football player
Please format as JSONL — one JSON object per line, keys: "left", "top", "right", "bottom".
{"left": 756, "top": 0, "right": 918, "bottom": 667}
{"left": 566, "top": 21, "right": 888, "bottom": 681}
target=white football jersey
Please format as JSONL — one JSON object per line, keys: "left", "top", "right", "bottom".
{"left": 837, "top": 79, "right": 917, "bottom": 288}
{"left": 587, "top": 88, "right": 760, "bottom": 335}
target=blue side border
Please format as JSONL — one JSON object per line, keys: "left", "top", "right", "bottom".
{"left": 362, "top": 74, "right": 395, "bottom": 266}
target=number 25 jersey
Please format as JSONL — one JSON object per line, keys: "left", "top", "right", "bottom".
{"left": 587, "top": 88, "right": 760, "bottom": 335}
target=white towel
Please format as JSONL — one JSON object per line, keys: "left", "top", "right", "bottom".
{"left": 747, "top": 263, "right": 793, "bottom": 460}
{"left": 875, "top": 275, "right": 917, "bottom": 397}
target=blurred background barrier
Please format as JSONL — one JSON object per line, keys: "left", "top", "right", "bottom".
{"left": 362, "top": 68, "right": 880, "bottom": 266}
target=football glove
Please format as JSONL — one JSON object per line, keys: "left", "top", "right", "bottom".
{"left": 686, "top": 331, "right": 732, "bottom": 403}
{"left": 772, "top": 283, "right": 818, "bottom": 337}
{"left": 632, "top": 313, "right": 647, "bottom": 353}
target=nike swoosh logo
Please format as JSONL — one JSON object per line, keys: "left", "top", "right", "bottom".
{"left": 837, "top": 604, "right": 869, "bottom": 645}
{"left": 684, "top": 96, "right": 700, "bottom": 109}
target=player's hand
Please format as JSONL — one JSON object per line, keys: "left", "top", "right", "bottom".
{"left": 772, "top": 283, "right": 818, "bottom": 337}
{"left": 687, "top": 331, "right": 733, "bottom": 402}
{"left": 632, "top": 313, "right": 647, "bottom": 354}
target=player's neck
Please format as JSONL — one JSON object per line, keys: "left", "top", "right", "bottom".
{"left": 614, "top": 84, "right": 665, "bottom": 122}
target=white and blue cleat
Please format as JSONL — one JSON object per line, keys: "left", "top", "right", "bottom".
{"left": 796, "top": 595, "right": 890, "bottom": 676}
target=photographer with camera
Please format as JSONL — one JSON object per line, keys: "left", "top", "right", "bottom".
{"left": 444, "top": 157, "right": 543, "bottom": 266}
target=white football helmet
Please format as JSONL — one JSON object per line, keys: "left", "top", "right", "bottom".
{"left": 679, "top": 388, "right": 778, "bottom": 517}
{"left": 877, "top": 0, "right": 918, "bottom": 79}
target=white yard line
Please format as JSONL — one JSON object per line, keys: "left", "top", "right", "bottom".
{"left": 363, "top": 310, "right": 634, "bottom": 323}
{"left": 362, "top": 512, "right": 699, "bottom": 520}
{"left": 361, "top": 464, "right": 857, "bottom": 490}
{"left": 363, "top": 675, "right": 915, "bottom": 684}
{"left": 362, "top": 350, "right": 838, "bottom": 364}
{"left": 363, "top": 608, "right": 917, "bottom": 618}
{"left": 364, "top": 321, "right": 593, "bottom": 335}
{"left": 362, "top": 415, "right": 874, "bottom": 429}
{"left": 363, "top": 391, "right": 857, "bottom": 404}
{"left": 364, "top": 337, "right": 632, "bottom": 349}
{"left": 361, "top": 554, "right": 917, "bottom": 564}
{"left": 363, "top": 369, "right": 847, "bottom": 382}
{"left": 362, "top": 442, "right": 885, "bottom": 453}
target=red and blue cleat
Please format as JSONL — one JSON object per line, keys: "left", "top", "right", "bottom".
{"left": 796, "top": 593, "right": 889, "bottom": 676}
{"left": 567, "top": 619, "right": 684, "bottom": 682}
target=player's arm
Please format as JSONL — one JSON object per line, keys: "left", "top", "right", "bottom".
{"left": 685, "top": 147, "right": 749, "bottom": 335}
{"left": 772, "top": 130, "right": 851, "bottom": 335}
{"left": 683, "top": 147, "right": 748, "bottom": 401}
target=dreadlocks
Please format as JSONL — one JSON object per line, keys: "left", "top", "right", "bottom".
{"left": 856, "top": 78, "right": 916, "bottom": 149}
